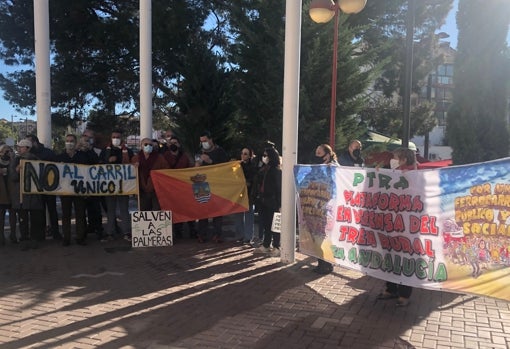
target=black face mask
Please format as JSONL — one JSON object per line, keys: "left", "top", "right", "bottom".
{"left": 352, "top": 149, "right": 361, "bottom": 159}
{"left": 313, "top": 156, "right": 325, "bottom": 164}
{"left": 169, "top": 144, "right": 179, "bottom": 152}
{"left": 1, "top": 154, "right": 9, "bottom": 161}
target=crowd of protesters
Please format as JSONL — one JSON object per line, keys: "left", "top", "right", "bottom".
{"left": 0, "top": 128, "right": 286, "bottom": 253}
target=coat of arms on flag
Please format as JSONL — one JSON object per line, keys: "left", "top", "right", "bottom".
{"left": 191, "top": 173, "right": 211, "bottom": 203}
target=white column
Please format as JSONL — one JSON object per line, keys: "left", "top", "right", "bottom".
{"left": 33, "top": 0, "right": 51, "bottom": 147}
{"left": 139, "top": 0, "right": 152, "bottom": 139}
{"left": 280, "top": 0, "right": 302, "bottom": 264}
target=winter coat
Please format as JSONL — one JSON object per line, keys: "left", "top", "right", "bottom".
{"left": 9, "top": 152, "right": 43, "bottom": 210}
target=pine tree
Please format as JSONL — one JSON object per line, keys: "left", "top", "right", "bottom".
{"left": 447, "top": 0, "right": 510, "bottom": 164}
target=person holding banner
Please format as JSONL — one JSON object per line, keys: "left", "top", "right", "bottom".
{"left": 313, "top": 144, "right": 339, "bottom": 274}
{"left": 163, "top": 136, "right": 197, "bottom": 240}
{"left": 377, "top": 147, "right": 417, "bottom": 307}
{"left": 99, "top": 130, "right": 134, "bottom": 242}
{"left": 57, "top": 134, "right": 90, "bottom": 246}
{"left": 253, "top": 147, "right": 282, "bottom": 257}
{"left": 9, "top": 139, "right": 45, "bottom": 250}
{"left": 338, "top": 140, "right": 363, "bottom": 167}
{"left": 195, "top": 130, "right": 229, "bottom": 243}
{"left": 78, "top": 132, "right": 104, "bottom": 240}
{"left": 26, "top": 134, "right": 62, "bottom": 241}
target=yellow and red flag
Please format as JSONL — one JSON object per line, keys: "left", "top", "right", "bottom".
{"left": 151, "top": 161, "right": 249, "bottom": 223}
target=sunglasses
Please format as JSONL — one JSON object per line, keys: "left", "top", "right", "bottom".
{"left": 143, "top": 143, "right": 152, "bottom": 147}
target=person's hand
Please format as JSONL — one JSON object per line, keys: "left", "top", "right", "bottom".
{"left": 108, "top": 156, "right": 117, "bottom": 163}
{"left": 200, "top": 154, "right": 212, "bottom": 164}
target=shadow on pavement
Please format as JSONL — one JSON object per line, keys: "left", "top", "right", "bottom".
{"left": 0, "top": 239, "right": 485, "bottom": 348}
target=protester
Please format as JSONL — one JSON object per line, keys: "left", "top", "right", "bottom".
{"left": 132, "top": 137, "right": 168, "bottom": 211}
{"left": 160, "top": 129, "right": 176, "bottom": 152}
{"left": 77, "top": 133, "right": 104, "bottom": 240}
{"left": 377, "top": 147, "right": 417, "bottom": 307}
{"left": 9, "top": 139, "right": 44, "bottom": 250}
{"left": 195, "top": 130, "right": 229, "bottom": 243}
{"left": 253, "top": 147, "right": 282, "bottom": 257}
{"left": 163, "top": 136, "right": 196, "bottom": 239}
{"left": 0, "top": 144, "right": 16, "bottom": 245}
{"left": 99, "top": 130, "right": 133, "bottom": 242}
{"left": 82, "top": 129, "right": 102, "bottom": 156}
{"left": 234, "top": 147, "right": 257, "bottom": 245}
{"left": 313, "top": 144, "right": 339, "bottom": 274}
{"left": 252, "top": 140, "right": 277, "bottom": 243}
{"left": 338, "top": 139, "right": 363, "bottom": 167}
{"left": 57, "top": 134, "right": 89, "bottom": 246}
{"left": 25, "top": 134, "right": 62, "bottom": 241}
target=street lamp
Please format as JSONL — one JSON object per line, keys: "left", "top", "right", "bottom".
{"left": 309, "top": 0, "right": 366, "bottom": 150}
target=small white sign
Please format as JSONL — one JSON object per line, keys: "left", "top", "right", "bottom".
{"left": 131, "top": 211, "right": 173, "bottom": 247}
{"left": 271, "top": 212, "right": 281, "bottom": 233}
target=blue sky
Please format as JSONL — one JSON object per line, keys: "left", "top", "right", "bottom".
{"left": 0, "top": 0, "right": 497, "bottom": 123}
{"left": 438, "top": 0, "right": 459, "bottom": 48}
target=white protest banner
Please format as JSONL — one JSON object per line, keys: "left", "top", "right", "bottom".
{"left": 131, "top": 211, "right": 173, "bottom": 247}
{"left": 294, "top": 157, "right": 510, "bottom": 302}
{"left": 21, "top": 160, "right": 138, "bottom": 196}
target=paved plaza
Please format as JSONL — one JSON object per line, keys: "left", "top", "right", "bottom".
{"left": 1, "top": 236, "right": 510, "bottom": 349}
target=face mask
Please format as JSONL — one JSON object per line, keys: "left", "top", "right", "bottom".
{"left": 112, "top": 138, "right": 121, "bottom": 147}
{"left": 65, "top": 142, "right": 75, "bottom": 151}
{"left": 143, "top": 144, "right": 153, "bottom": 153}
{"left": 390, "top": 158, "right": 400, "bottom": 169}
{"left": 169, "top": 144, "right": 179, "bottom": 152}
{"left": 352, "top": 149, "right": 361, "bottom": 159}
{"left": 314, "top": 156, "right": 325, "bottom": 164}
{"left": 262, "top": 156, "right": 269, "bottom": 165}
{"left": 1, "top": 154, "right": 9, "bottom": 161}
{"left": 201, "top": 142, "right": 211, "bottom": 150}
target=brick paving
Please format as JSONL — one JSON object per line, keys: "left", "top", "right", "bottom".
{"left": 1, "top": 236, "right": 510, "bottom": 349}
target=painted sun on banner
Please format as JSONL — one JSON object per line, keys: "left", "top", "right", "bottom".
{"left": 294, "top": 157, "right": 510, "bottom": 302}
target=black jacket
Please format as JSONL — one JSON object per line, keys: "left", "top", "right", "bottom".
{"left": 253, "top": 165, "right": 281, "bottom": 210}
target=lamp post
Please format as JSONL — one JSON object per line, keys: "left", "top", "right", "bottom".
{"left": 402, "top": 0, "right": 416, "bottom": 148}
{"left": 309, "top": 0, "right": 367, "bottom": 150}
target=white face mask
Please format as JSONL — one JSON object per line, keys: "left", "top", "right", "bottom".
{"left": 262, "top": 156, "right": 269, "bottom": 165}
{"left": 111, "top": 138, "right": 121, "bottom": 147}
{"left": 143, "top": 144, "right": 153, "bottom": 154}
{"left": 390, "top": 158, "right": 400, "bottom": 169}
{"left": 201, "top": 141, "right": 211, "bottom": 150}
{"left": 65, "top": 142, "right": 75, "bottom": 151}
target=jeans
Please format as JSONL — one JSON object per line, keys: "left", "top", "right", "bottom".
{"left": 234, "top": 204, "right": 255, "bottom": 241}
{"left": 105, "top": 195, "right": 131, "bottom": 236}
